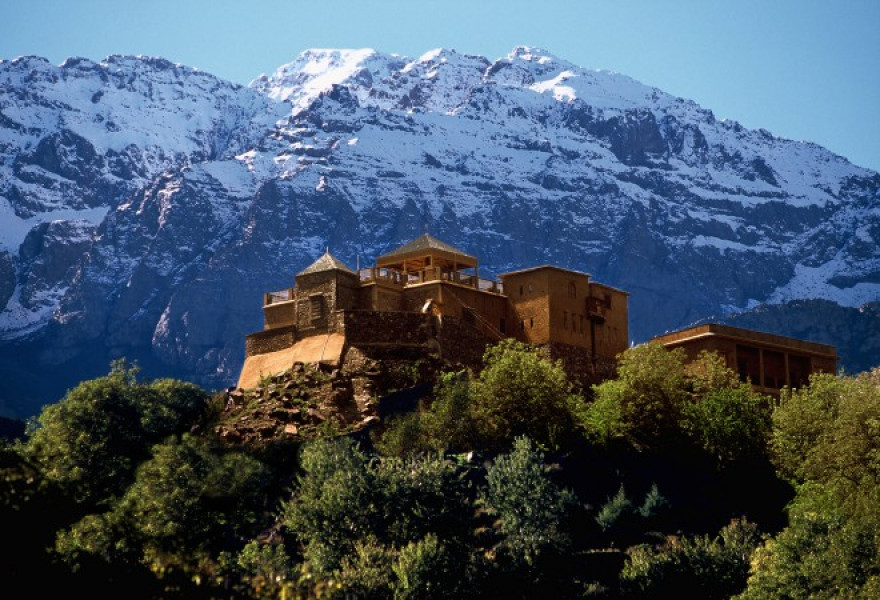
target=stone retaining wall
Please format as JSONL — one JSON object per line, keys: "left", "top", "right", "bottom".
{"left": 245, "top": 325, "right": 297, "bottom": 357}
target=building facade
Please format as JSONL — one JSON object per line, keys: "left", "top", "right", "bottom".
{"left": 652, "top": 323, "right": 838, "bottom": 394}
{"left": 238, "top": 234, "right": 630, "bottom": 389}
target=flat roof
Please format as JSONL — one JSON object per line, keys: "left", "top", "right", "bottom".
{"left": 589, "top": 281, "right": 631, "bottom": 296}
{"left": 499, "top": 264, "right": 592, "bottom": 279}
{"left": 652, "top": 323, "right": 837, "bottom": 358}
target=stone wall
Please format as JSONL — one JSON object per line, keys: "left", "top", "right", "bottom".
{"left": 245, "top": 325, "right": 297, "bottom": 357}
{"left": 436, "top": 315, "right": 498, "bottom": 369}
{"left": 294, "top": 271, "right": 335, "bottom": 332}
{"left": 541, "top": 341, "right": 618, "bottom": 389}
{"left": 336, "top": 271, "right": 361, "bottom": 311}
{"left": 342, "top": 310, "right": 435, "bottom": 345}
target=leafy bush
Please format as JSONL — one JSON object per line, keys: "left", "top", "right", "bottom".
{"left": 739, "top": 370, "right": 880, "bottom": 599}
{"left": 584, "top": 343, "right": 688, "bottom": 450}
{"left": 56, "top": 434, "right": 270, "bottom": 575}
{"left": 681, "top": 385, "right": 772, "bottom": 466}
{"left": 282, "top": 438, "right": 475, "bottom": 597}
{"left": 621, "top": 518, "right": 760, "bottom": 599}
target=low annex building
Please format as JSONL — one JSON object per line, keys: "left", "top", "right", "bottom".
{"left": 652, "top": 323, "right": 838, "bottom": 394}
{"left": 238, "top": 234, "right": 629, "bottom": 389}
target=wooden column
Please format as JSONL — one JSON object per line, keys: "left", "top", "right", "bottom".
{"left": 758, "top": 348, "right": 765, "bottom": 389}
{"left": 784, "top": 352, "right": 790, "bottom": 388}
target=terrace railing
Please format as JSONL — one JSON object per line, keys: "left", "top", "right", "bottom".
{"left": 359, "top": 266, "right": 503, "bottom": 294}
{"left": 265, "top": 289, "right": 294, "bottom": 305}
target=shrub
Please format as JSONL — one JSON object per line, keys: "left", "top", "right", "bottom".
{"left": 621, "top": 518, "right": 760, "bottom": 599}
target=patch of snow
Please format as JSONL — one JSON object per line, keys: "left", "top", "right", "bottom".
{"left": 0, "top": 199, "right": 109, "bottom": 252}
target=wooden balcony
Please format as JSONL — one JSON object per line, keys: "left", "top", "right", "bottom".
{"left": 358, "top": 266, "right": 504, "bottom": 294}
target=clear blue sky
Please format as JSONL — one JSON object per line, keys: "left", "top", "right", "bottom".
{"left": 3, "top": 0, "right": 879, "bottom": 172}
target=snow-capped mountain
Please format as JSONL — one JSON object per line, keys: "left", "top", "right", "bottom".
{"left": 1, "top": 47, "right": 878, "bottom": 417}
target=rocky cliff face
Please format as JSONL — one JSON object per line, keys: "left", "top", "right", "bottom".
{"left": 1, "top": 47, "right": 878, "bottom": 417}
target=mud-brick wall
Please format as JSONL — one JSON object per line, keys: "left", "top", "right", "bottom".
{"left": 590, "top": 283, "right": 629, "bottom": 360}
{"left": 501, "top": 270, "right": 552, "bottom": 345}
{"left": 245, "top": 325, "right": 297, "bottom": 357}
{"left": 342, "top": 311, "right": 436, "bottom": 345}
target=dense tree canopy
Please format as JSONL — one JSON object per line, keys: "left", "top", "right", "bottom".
{"left": 2, "top": 348, "right": 878, "bottom": 599}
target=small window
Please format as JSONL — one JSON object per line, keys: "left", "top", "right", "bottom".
{"left": 568, "top": 282, "right": 576, "bottom": 298}
{"left": 500, "top": 318, "right": 506, "bottom": 334}
{"left": 604, "top": 293, "right": 612, "bottom": 309}
{"left": 519, "top": 285, "right": 524, "bottom": 296}
{"left": 309, "top": 295, "right": 324, "bottom": 321}
{"left": 530, "top": 318, "right": 534, "bottom": 328}
{"left": 520, "top": 320, "right": 525, "bottom": 331}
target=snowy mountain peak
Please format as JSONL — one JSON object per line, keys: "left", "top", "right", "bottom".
{"left": 0, "top": 47, "right": 878, "bottom": 418}
{"left": 251, "top": 48, "right": 383, "bottom": 107}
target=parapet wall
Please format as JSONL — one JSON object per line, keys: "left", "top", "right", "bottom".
{"left": 245, "top": 325, "right": 298, "bottom": 357}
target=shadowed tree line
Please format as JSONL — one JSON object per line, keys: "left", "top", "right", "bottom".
{"left": 2, "top": 343, "right": 879, "bottom": 599}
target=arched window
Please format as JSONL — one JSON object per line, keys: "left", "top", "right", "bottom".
{"left": 568, "top": 282, "right": 576, "bottom": 298}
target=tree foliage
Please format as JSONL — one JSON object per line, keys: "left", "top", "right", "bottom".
{"left": 281, "top": 438, "right": 475, "bottom": 598}
{"left": 739, "top": 370, "right": 880, "bottom": 599}
{"left": 585, "top": 343, "right": 689, "bottom": 449}
{"left": 584, "top": 346, "right": 773, "bottom": 464}
{"left": 621, "top": 518, "right": 761, "bottom": 599}
{"left": 377, "top": 340, "right": 581, "bottom": 455}
{"left": 22, "top": 361, "right": 208, "bottom": 506}
{"left": 56, "top": 434, "right": 270, "bottom": 575}
{"left": 481, "top": 436, "right": 576, "bottom": 567}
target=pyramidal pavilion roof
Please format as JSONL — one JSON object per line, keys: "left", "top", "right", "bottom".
{"left": 297, "top": 250, "right": 356, "bottom": 276}
{"left": 378, "top": 234, "right": 475, "bottom": 261}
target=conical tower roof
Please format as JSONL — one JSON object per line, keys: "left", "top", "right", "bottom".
{"left": 297, "top": 250, "right": 356, "bottom": 276}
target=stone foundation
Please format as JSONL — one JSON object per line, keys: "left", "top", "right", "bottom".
{"left": 540, "top": 341, "right": 619, "bottom": 389}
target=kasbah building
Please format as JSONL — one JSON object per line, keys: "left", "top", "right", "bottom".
{"left": 238, "top": 234, "right": 837, "bottom": 395}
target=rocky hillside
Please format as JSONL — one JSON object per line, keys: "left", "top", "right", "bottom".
{"left": 1, "top": 47, "right": 878, "bottom": 417}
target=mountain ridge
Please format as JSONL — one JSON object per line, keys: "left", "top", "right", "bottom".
{"left": 0, "top": 47, "right": 877, "bottom": 417}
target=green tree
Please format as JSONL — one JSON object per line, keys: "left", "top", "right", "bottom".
{"left": 681, "top": 385, "right": 772, "bottom": 467}
{"left": 420, "top": 370, "right": 478, "bottom": 453}
{"left": 378, "top": 341, "right": 582, "bottom": 455}
{"left": 595, "top": 485, "right": 632, "bottom": 532}
{"left": 23, "top": 362, "right": 208, "bottom": 506}
{"left": 282, "top": 438, "right": 475, "bottom": 597}
{"left": 470, "top": 340, "right": 580, "bottom": 451}
{"left": 481, "top": 436, "right": 576, "bottom": 567}
{"left": 56, "top": 434, "right": 270, "bottom": 577}
{"left": 739, "top": 370, "right": 880, "bottom": 599}
{"left": 584, "top": 343, "right": 688, "bottom": 450}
